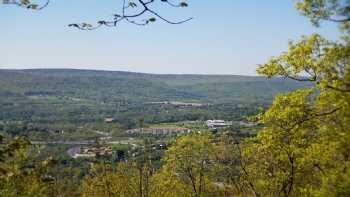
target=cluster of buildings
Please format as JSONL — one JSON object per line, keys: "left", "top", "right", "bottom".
{"left": 206, "top": 120, "right": 230, "bottom": 129}
{"left": 146, "top": 101, "right": 208, "bottom": 108}
{"left": 237, "top": 121, "right": 258, "bottom": 127}
{"left": 104, "top": 118, "right": 115, "bottom": 123}
{"left": 206, "top": 120, "right": 257, "bottom": 129}
{"left": 71, "top": 146, "right": 113, "bottom": 159}
{"left": 126, "top": 127, "right": 191, "bottom": 135}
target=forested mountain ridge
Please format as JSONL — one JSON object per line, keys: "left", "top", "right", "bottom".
{"left": 0, "top": 69, "right": 307, "bottom": 103}
{"left": 0, "top": 69, "right": 308, "bottom": 126}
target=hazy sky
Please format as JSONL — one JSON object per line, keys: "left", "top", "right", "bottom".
{"left": 0, "top": 0, "right": 340, "bottom": 75}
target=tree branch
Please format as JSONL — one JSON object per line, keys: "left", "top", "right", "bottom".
{"left": 2, "top": 0, "right": 50, "bottom": 10}
{"left": 68, "top": 0, "right": 193, "bottom": 30}
{"left": 235, "top": 141, "right": 261, "bottom": 197}
{"left": 2, "top": 0, "right": 193, "bottom": 30}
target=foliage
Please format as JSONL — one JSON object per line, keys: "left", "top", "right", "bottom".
{"left": 151, "top": 134, "right": 215, "bottom": 196}
{"left": 0, "top": 136, "right": 56, "bottom": 197}
{"left": 151, "top": 133, "right": 242, "bottom": 197}
{"left": 81, "top": 162, "right": 143, "bottom": 197}
{"left": 295, "top": 0, "right": 350, "bottom": 32}
{"left": 241, "top": 31, "right": 350, "bottom": 196}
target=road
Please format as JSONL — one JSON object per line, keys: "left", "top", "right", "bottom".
{"left": 31, "top": 140, "right": 95, "bottom": 145}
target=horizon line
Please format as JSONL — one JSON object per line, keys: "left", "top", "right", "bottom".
{"left": 0, "top": 67, "right": 261, "bottom": 77}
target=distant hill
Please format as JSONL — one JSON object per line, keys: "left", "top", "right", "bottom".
{"left": 0, "top": 69, "right": 309, "bottom": 123}
{"left": 0, "top": 69, "right": 308, "bottom": 102}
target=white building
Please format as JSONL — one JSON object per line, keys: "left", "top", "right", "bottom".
{"left": 126, "top": 127, "right": 191, "bottom": 135}
{"left": 206, "top": 120, "right": 228, "bottom": 129}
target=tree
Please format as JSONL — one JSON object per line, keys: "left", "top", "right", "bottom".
{"left": 81, "top": 161, "right": 154, "bottom": 197}
{"left": 151, "top": 133, "right": 221, "bottom": 197}
{"left": 237, "top": 1, "right": 350, "bottom": 195}
{"left": 0, "top": 136, "right": 56, "bottom": 197}
{"left": 295, "top": 0, "right": 350, "bottom": 32}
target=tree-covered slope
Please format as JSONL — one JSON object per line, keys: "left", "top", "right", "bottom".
{"left": 0, "top": 69, "right": 308, "bottom": 123}
{"left": 0, "top": 69, "right": 307, "bottom": 102}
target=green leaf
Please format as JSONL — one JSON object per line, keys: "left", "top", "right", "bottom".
{"left": 149, "top": 17, "right": 156, "bottom": 22}
{"left": 129, "top": 2, "right": 137, "bottom": 8}
{"left": 180, "top": 2, "right": 188, "bottom": 7}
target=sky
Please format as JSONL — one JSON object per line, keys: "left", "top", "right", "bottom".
{"left": 0, "top": 0, "right": 340, "bottom": 75}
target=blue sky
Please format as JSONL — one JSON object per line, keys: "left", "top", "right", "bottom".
{"left": 0, "top": 0, "right": 340, "bottom": 75}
